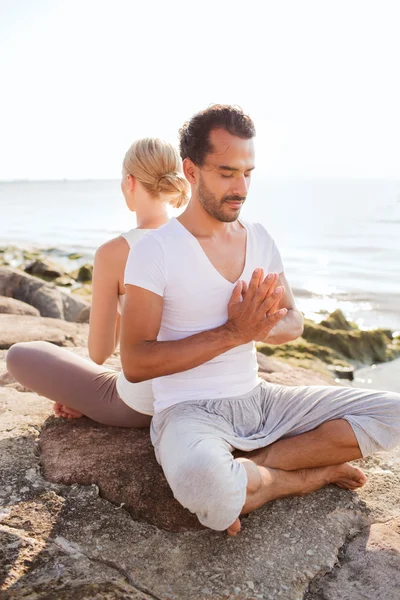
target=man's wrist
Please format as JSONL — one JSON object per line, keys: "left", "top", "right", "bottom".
{"left": 218, "top": 322, "right": 247, "bottom": 349}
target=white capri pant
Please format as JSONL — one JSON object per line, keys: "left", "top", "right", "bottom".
{"left": 151, "top": 380, "right": 400, "bottom": 531}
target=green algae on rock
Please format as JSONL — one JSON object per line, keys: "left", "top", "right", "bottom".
{"left": 258, "top": 310, "right": 399, "bottom": 371}
{"left": 69, "top": 264, "right": 93, "bottom": 283}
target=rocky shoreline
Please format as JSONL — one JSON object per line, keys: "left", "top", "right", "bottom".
{"left": 1, "top": 250, "right": 400, "bottom": 599}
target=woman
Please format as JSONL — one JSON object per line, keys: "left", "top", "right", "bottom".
{"left": 6, "top": 138, "right": 189, "bottom": 427}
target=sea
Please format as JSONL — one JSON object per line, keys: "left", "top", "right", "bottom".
{"left": 1, "top": 178, "right": 399, "bottom": 333}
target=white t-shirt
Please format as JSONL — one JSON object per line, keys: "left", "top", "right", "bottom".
{"left": 116, "top": 228, "right": 155, "bottom": 415}
{"left": 124, "top": 218, "right": 284, "bottom": 413}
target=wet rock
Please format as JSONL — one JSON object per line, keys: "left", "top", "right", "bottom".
{"left": 0, "top": 296, "right": 40, "bottom": 317}
{"left": 25, "top": 259, "right": 64, "bottom": 281}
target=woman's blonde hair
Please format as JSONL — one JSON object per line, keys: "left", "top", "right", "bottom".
{"left": 122, "top": 138, "right": 190, "bottom": 209}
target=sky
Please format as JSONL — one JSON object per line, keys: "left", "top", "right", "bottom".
{"left": 0, "top": 0, "right": 399, "bottom": 180}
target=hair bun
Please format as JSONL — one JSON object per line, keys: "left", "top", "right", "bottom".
{"left": 156, "top": 172, "right": 190, "bottom": 209}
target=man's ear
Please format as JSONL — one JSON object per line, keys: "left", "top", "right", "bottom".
{"left": 183, "top": 158, "right": 198, "bottom": 184}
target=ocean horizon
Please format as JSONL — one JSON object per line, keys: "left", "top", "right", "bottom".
{"left": 1, "top": 177, "right": 400, "bottom": 332}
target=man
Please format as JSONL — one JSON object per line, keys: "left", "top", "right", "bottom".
{"left": 120, "top": 105, "right": 400, "bottom": 536}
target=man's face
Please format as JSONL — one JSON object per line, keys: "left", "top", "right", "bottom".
{"left": 196, "top": 128, "right": 255, "bottom": 222}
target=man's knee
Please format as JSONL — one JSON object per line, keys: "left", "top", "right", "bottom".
{"left": 163, "top": 446, "right": 247, "bottom": 531}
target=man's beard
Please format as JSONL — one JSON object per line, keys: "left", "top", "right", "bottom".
{"left": 198, "top": 175, "right": 246, "bottom": 223}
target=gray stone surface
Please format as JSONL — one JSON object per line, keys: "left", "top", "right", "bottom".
{"left": 0, "top": 296, "right": 40, "bottom": 317}
{"left": 0, "top": 267, "right": 90, "bottom": 322}
{"left": 0, "top": 314, "right": 89, "bottom": 349}
{"left": 0, "top": 329, "right": 399, "bottom": 599}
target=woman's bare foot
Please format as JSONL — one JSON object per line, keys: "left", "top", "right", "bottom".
{"left": 226, "top": 461, "right": 367, "bottom": 536}
{"left": 53, "top": 402, "right": 83, "bottom": 419}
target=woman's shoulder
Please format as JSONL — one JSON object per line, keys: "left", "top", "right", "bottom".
{"left": 95, "top": 235, "right": 129, "bottom": 267}
{"left": 120, "top": 228, "right": 153, "bottom": 248}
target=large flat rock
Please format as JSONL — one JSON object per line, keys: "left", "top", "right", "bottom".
{"left": 1, "top": 344, "right": 399, "bottom": 600}
{"left": 0, "top": 314, "right": 89, "bottom": 349}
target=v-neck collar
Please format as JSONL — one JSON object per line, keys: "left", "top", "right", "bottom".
{"left": 172, "top": 217, "right": 249, "bottom": 285}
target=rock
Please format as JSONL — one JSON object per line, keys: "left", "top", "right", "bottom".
{"left": 319, "top": 309, "right": 357, "bottom": 331}
{"left": 302, "top": 321, "right": 391, "bottom": 364}
{"left": 67, "top": 252, "right": 83, "bottom": 260}
{"left": 0, "top": 314, "right": 89, "bottom": 349}
{"left": 0, "top": 266, "right": 64, "bottom": 319}
{"left": 0, "top": 296, "right": 40, "bottom": 316}
{"left": 256, "top": 352, "right": 294, "bottom": 374}
{"left": 328, "top": 364, "right": 355, "bottom": 381}
{"left": 70, "top": 264, "right": 93, "bottom": 283}
{"left": 1, "top": 353, "right": 400, "bottom": 599}
{"left": 54, "top": 275, "right": 76, "bottom": 287}
{"left": 39, "top": 417, "right": 202, "bottom": 532}
{"left": 0, "top": 267, "right": 90, "bottom": 322}
{"left": 261, "top": 367, "right": 336, "bottom": 386}
{"left": 259, "top": 310, "right": 398, "bottom": 372}
{"left": 62, "top": 292, "right": 90, "bottom": 323}
{"left": 306, "top": 519, "right": 400, "bottom": 600}
{"left": 25, "top": 258, "right": 65, "bottom": 281}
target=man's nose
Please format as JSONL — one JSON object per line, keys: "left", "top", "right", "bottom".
{"left": 233, "top": 175, "right": 248, "bottom": 197}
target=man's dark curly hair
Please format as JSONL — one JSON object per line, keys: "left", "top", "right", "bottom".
{"left": 179, "top": 104, "right": 255, "bottom": 166}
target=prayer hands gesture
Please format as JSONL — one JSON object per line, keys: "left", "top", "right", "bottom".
{"left": 226, "top": 269, "right": 287, "bottom": 344}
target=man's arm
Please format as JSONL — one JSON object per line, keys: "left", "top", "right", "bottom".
{"left": 120, "top": 269, "right": 287, "bottom": 383}
{"left": 262, "top": 272, "right": 304, "bottom": 345}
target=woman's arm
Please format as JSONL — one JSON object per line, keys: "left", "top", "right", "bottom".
{"left": 88, "top": 237, "right": 128, "bottom": 364}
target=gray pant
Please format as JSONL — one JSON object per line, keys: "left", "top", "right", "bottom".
{"left": 151, "top": 380, "right": 400, "bottom": 531}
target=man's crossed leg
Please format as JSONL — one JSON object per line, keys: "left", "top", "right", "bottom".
{"left": 151, "top": 381, "right": 400, "bottom": 534}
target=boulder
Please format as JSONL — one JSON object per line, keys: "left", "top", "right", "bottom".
{"left": 54, "top": 275, "right": 76, "bottom": 287}
{"left": 40, "top": 417, "right": 202, "bottom": 532}
{"left": 0, "top": 267, "right": 90, "bottom": 322}
{"left": 1, "top": 306, "right": 399, "bottom": 598}
{"left": 2, "top": 377, "right": 400, "bottom": 600}
{"left": 0, "top": 296, "right": 40, "bottom": 316}
{"left": 302, "top": 321, "right": 391, "bottom": 364}
{"left": 25, "top": 258, "right": 65, "bottom": 281}
{"left": 319, "top": 309, "right": 357, "bottom": 331}
{"left": 70, "top": 264, "right": 93, "bottom": 283}
{"left": 0, "top": 314, "right": 89, "bottom": 349}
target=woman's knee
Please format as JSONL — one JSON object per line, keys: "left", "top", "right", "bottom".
{"left": 6, "top": 342, "right": 29, "bottom": 377}
{"left": 6, "top": 341, "right": 47, "bottom": 380}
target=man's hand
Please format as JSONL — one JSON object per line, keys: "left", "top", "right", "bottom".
{"left": 226, "top": 269, "right": 287, "bottom": 344}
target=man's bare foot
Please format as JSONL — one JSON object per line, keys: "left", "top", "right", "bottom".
{"left": 227, "top": 518, "right": 241, "bottom": 537}
{"left": 299, "top": 462, "right": 367, "bottom": 492}
{"left": 53, "top": 402, "right": 83, "bottom": 419}
{"left": 226, "top": 461, "right": 367, "bottom": 536}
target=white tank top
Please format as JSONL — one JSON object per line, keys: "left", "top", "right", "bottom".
{"left": 116, "top": 228, "right": 155, "bottom": 415}
{"left": 124, "top": 218, "right": 284, "bottom": 413}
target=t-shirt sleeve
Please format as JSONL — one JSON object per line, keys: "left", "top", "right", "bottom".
{"left": 124, "top": 234, "right": 166, "bottom": 297}
{"left": 255, "top": 223, "right": 284, "bottom": 274}
{"left": 269, "top": 237, "right": 284, "bottom": 274}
